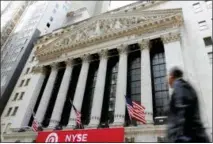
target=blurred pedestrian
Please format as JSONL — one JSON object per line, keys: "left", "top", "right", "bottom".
{"left": 167, "top": 66, "right": 210, "bottom": 142}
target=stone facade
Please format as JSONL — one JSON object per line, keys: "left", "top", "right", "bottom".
{"left": 1, "top": 1, "right": 212, "bottom": 142}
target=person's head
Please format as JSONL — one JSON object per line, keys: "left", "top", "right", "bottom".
{"left": 168, "top": 66, "right": 183, "bottom": 88}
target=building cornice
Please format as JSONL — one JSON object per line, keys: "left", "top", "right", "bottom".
{"left": 35, "top": 9, "right": 183, "bottom": 62}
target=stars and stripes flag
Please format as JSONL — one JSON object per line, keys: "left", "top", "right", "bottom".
{"left": 126, "top": 96, "right": 146, "bottom": 124}
{"left": 31, "top": 109, "right": 39, "bottom": 132}
{"left": 70, "top": 100, "right": 82, "bottom": 126}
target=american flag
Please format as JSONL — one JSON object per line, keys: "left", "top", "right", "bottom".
{"left": 70, "top": 100, "right": 82, "bottom": 126}
{"left": 126, "top": 96, "right": 146, "bottom": 124}
{"left": 31, "top": 109, "right": 39, "bottom": 132}
{"left": 32, "top": 119, "right": 39, "bottom": 132}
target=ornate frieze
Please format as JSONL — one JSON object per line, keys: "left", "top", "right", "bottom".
{"left": 139, "top": 39, "right": 150, "bottom": 50}
{"left": 34, "top": 8, "right": 183, "bottom": 62}
{"left": 161, "top": 32, "right": 181, "bottom": 44}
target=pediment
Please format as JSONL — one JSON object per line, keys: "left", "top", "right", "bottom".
{"left": 35, "top": 8, "right": 183, "bottom": 60}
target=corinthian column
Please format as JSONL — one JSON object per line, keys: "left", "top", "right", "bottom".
{"left": 139, "top": 39, "right": 153, "bottom": 124}
{"left": 88, "top": 50, "right": 108, "bottom": 127}
{"left": 67, "top": 54, "right": 91, "bottom": 127}
{"left": 113, "top": 45, "right": 128, "bottom": 126}
{"left": 35, "top": 63, "right": 59, "bottom": 124}
{"left": 49, "top": 59, "right": 74, "bottom": 128}
{"left": 161, "top": 32, "right": 184, "bottom": 95}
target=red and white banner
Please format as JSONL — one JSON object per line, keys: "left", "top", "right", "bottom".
{"left": 36, "top": 127, "right": 124, "bottom": 143}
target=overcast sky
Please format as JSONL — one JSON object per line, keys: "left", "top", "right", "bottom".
{"left": 110, "top": 1, "right": 138, "bottom": 10}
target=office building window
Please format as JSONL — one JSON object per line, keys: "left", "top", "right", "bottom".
{"left": 13, "top": 93, "right": 19, "bottom": 101}
{"left": 193, "top": 2, "right": 202, "bottom": 12}
{"left": 25, "top": 68, "right": 30, "bottom": 74}
{"left": 205, "top": 0, "right": 212, "bottom": 9}
{"left": 46, "top": 23, "right": 50, "bottom": 28}
{"left": 198, "top": 21, "right": 208, "bottom": 30}
{"left": 208, "top": 52, "right": 212, "bottom": 64}
{"left": 53, "top": 9, "right": 56, "bottom": 13}
{"left": 55, "top": 3, "right": 59, "bottom": 8}
{"left": 19, "top": 92, "right": 25, "bottom": 100}
{"left": 50, "top": 16, "right": 53, "bottom": 22}
{"left": 19, "top": 80, "right": 25, "bottom": 87}
{"left": 5, "top": 107, "right": 12, "bottom": 116}
{"left": 11, "top": 107, "right": 18, "bottom": 116}
{"left": 203, "top": 37, "right": 212, "bottom": 46}
{"left": 31, "top": 56, "right": 35, "bottom": 62}
{"left": 25, "top": 78, "right": 30, "bottom": 86}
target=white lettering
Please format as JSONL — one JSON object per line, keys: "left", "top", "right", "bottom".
{"left": 77, "top": 134, "right": 82, "bottom": 142}
{"left": 64, "top": 134, "right": 88, "bottom": 142}
{"left": 82, "top": 134, "right": 88, "bottom": 142}
{"left": 72, "top": 134, "right": 78, "bottom": 141}
{"left": 65, "top": 135, "right": 71, "bottom": 142}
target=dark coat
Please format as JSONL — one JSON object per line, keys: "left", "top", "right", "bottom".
{"left": 167, "top": 79, "right": 210, "bottom": 142}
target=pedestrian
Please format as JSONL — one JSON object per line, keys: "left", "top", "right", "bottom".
{"left": 167, "top": 66, "right": 210, "bottom": 142}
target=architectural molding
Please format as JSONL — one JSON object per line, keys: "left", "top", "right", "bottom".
{"left": 117, "top": 44, "right": 128, "bottom": 54}
{"left": 34, "top": 8, "right": 183, "bottom": 62}
{"left": 33, "top": 66, "right": 46, "bottom": 74}
{"left": 161, "top": 32, "right": 181, "bottom": 44}
{"left": 98, "top": 49, "right": 108, "bottom": 59}
{"left": 80, "top": 54, "right": 91, "bottom": 62}
{"left": 139, "top": 39, "right": 150, "bottom": 50}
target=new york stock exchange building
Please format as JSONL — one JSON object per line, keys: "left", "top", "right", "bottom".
{"left": 1, "top": 1, "right": 212, "bottom": 143}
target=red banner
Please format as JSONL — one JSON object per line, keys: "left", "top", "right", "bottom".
{"left": 36, "top": 127, "right": 124, "bottom": 143}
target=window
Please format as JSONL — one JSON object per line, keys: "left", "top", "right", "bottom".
{"left": 203, "top": 37, "right": 212, "bottom": 46}
{"left": 193, "top": 2, "right": 202, "bottom": 12}
{"left": 53, "top": 9, "right": 56, "bottom": 13}
{"left": 50, "top": 16, "right": 53, "bottom": 22}
{"left": 25, "top": 78, "right": 30, "bottom": 86}
{"left": 55, "top": 3, "right": 59, "bottom": 8}
{"left": 24, "top": 39, "right": 28, "bottom": 44}
{"left": 46, "top": 23, "right": 50, "bottom": 28}
{"left": 208, "top": 52, "right": 212, "bottom": 64}
{"left": 31, "top": 56, "right": 35, "bottom": 62}
{"left": 19, "top": 92, "right": 24, "bottom": 100}
{"left": 25, "top": 68, "right": 30, "bottom": 74}
{"left": 198, "top": 21, "right": 208, "bottom": 30}
{"left": 13, "top": 93, "right": 19, "bottom": 101}
{"left": 5, "top": 107, "right": 12, "bottom": 116}
{"left": 205, "top": 0, "right": 212, "bottom": 9}
{"left": 19, "top": 80, "right": 25, "bottom": 87}
{"left": 11, "top": 107, "right": 18, "bottom": 116}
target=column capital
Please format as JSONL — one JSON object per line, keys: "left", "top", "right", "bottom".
{"left": 138, "top": 39, "right": 150, "bottom": 50}
{"left": 33, "top": 66, "right": 47, "bottom": 74}
{"left": 80, "top": 54, "right": 91, "bottom": 62}
{"left": 98, "top": 49, "right": 108, "bottom": 59}
{"left": 65, "top": 58, "right": 75, "bottom": 66}
{"left": 161, "top": 32, "right": 181, "bottom": 44}
{"left": 117, "top": 44, "right": 128, "bottom": 55}
{"left": 50, "top": 62, "right": 59, "bottom": 70}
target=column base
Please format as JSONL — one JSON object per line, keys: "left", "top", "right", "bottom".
{"left": 48, "top": 120, "right": 59, "bottom": 128}
{"left": 87, "top": 124, "right": 98, "bottom": 128}
{"left": 111, "top": 122, "right": 124, "bottom": 128}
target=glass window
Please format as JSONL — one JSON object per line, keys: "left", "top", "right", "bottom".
{"left": 151, "top": 52, "right": 169, "bottom": 117}
{"left": 11, "top": 107, "right": 18, "bottom": 116}
{"left": 19, "top": 80, "right": 25, "bottom": 87}
{"left": 5, "top": 107, "right": 12, "bottom": 116}
{"left": 193, "top": 2, "right": 202, "bottom": 12}
{"left": 203, "top": 37, "right": 212, "bottom": 46}
{"left": 208, "top": 52, "right": 212, "bottom": 64}
{"left": 198, "top": 21, "right": 208, "bottom": 30}
{"left": 25, "top": 68, "right": 30, "bottom": 74}
{"left": 13, "top": 93, "right": 19, "bottom": 101}
{"left": 50, "top": 16, "right": 53, "bottom": 22}
{"left": 19, "top": 92, "right": 24, "bottom": 100}
{"left": 25, "top": 78, "right": 30, "bottom": 86}
{"left": 55, "top": 3, "right": 59, "bottom": 8}
{"left": 53, "top": 9, "right": 56, "bottom": 13}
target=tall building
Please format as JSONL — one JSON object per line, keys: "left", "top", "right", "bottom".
{"left": 1, "top": 1, "right": 29, "bottom": 47}
{"left": 0, "top": 1, "right": 83, "bottom": 116}
{"left": 1, "top": 1, "right": 212, "bottom": 142}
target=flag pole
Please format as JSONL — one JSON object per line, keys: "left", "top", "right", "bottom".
{"left": 69, "top": 99, "right": 83, "bottom": 129}
{"left": 125, "top": 95, "right": 133, "bottom": 126}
